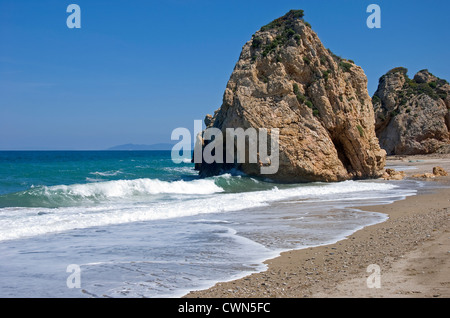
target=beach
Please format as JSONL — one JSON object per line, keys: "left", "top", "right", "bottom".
{"left": 184, "top": 155, "right": 450, "bottom": 298}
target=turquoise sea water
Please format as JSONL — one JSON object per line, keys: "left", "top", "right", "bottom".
{"left": 0, "top": 151, "right": 421, "bottom": 297}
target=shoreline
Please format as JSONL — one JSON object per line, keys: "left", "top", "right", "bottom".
{"left": 183, "top": 155, "right": 450, "bottom": 298}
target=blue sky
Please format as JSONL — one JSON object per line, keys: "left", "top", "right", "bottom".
{"left": 0, "top": 0, "right": 449, "bottom": 150}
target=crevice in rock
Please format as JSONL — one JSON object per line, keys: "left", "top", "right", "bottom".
{"left": 331, "top": 137, "right": 352, "bottom": 173}
{"left": 445, "top": 111, "right": 450, "bottom": 133}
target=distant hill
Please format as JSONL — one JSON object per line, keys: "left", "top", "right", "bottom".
{"left": 107, "top": 143, "right": 176, "bottom": 151}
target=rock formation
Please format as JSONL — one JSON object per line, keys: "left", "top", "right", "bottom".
{"left": 373, "top": 68, "right": 450, "bottom": 155}
{"left": 433, "top": 166, "right": 448, "bottom": 176}
{"left": 381, "top": 168, "right": 405, "bottom": 180}
{"left": 195, "top": 10, "right": 386, "bottom": 182}
{"left": 412, "top": 166, "right": 448, "bottom": 179}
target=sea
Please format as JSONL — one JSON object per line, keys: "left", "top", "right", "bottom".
{"left": 0, "top": 150, "right": 428, "bottom": 297}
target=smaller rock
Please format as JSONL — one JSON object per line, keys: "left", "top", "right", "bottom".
{"left": 432, "top": 166, "right": 448, "bottom": 176}
{"left": 412, "top": 172, "right": 436, "bottom": 179}
{"left": 412, "top": 166, "right": 448, "bottom": 178}
{"left": 381, "top": 168, "right": 405, "bottom": 180}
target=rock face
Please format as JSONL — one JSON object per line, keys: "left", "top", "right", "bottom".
{"left": 196, "top": 10, "right": 386, "bottom": 182}
{"left": 373, "top": 68, "right": 450, "bottom": 155}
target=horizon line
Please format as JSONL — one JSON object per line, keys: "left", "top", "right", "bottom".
{"left": 0, "top": 149, "right": 179, "bottom": 151}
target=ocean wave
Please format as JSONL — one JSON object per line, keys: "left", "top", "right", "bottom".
{"left": 162, "top": 166, "right": 197, "bottom": 175}
{"left": 49, "top": 178, "right": 223, "bottom": 196}
{"left": 0, "top": 178, "right": 224, "bottom": 208}
{"left": 85, "top": 177, "right": 104, "bottom": 183}
{"left": 0, "top": 179, "right": 407, "bottom": 242}
{"left": 89, "top": 170, "right": 123, "bottom": 177}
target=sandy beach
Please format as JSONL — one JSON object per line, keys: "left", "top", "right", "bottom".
{"left": 184, "top": 155, "right": 450, "bottom": 298}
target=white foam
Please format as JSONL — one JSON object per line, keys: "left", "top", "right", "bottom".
{"left": 162, "top": 166, "right": 197, "bottom": 175}
{"left": 45, "top": 178, "right": 224, "bottom": 199}
{"left": 89, "top": 170, "right": 123, "bottom": 177}
{"left": 85, "top": 177, "right": 103, "bottom": 183}
{"left": 0, "top": 180, "right": 400, "bottom": 241}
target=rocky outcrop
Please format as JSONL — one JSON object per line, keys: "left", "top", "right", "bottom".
{"left": 195, "top": 10, "right": 386, "bottom": 182}
{"left": 412, "top": 166, "right": 448, "bottom": 179}
{"left": 433, "top": 166, "right": 448, "bottom": 176}
{"left": 381, "top": 168, "right": 405, "bottom": 180}
{"left": 373, "top": 68, "right": 450, "bottom": 155}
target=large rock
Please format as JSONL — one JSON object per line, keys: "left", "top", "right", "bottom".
{"left": 373, "top": 68, "right": 450, "bottom": 155}
{"left": 195, "top": 10, "right": 386, "bottom": 182}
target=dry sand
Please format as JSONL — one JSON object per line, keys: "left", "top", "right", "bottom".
{"left": 184, "top": 155, "right": 450, "bottom": 298}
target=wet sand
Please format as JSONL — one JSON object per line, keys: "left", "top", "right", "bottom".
{"left": 183, "top": 155, "right": 450, "bottom": 298}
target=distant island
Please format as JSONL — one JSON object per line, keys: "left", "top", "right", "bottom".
{"left": 107, "top": 143, "right": 176, "bottom": 151}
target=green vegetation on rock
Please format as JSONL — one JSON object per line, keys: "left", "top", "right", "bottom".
{"left": 260, "top": 9, "right": 305, "bottom": 32}
{"left": 339, "top": 61, "right": 352, "bottom": 73}
{"left": 251, "top": 9, "right": 311, "bottom": 61}
{"left": 356, "top": 125, "right": 364, "bottom": 137}
{"left": 377, "top": 67, "right": 448, "bottom": 103}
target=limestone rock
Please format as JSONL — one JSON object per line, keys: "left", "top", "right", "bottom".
{"left": 373, "top": 68, "right": 450, "bottom": 155}
{"left": 195, "top": 10, "right": 386, "bottom": 182}
{"left": 411, "top": 166, "right": 448, "bottom": 178}
{"left": 432, "top": 166, "right": 448, "bottom": 176}
{"left": 381, "top": 168, "right": 405, "bottom": 180}
{"left": 412, "top": 172, "right": 436, "bottom": 179}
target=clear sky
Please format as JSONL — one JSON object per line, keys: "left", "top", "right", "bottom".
{"left": 1, "top": 0, "right": 449, "bottom": 150}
